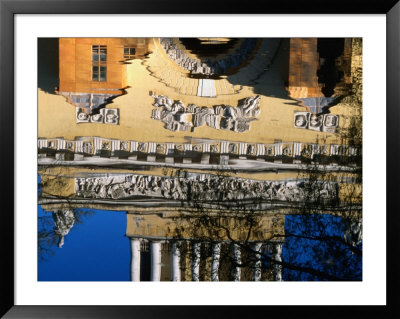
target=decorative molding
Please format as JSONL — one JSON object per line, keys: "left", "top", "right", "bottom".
{"left": 294, "top": 111, "right": 339, "bottom": 133}
{"left": 75, "top": 173, "right": 339, "bottom": 203}
{"left": 38, "top": 137, "right": 361, "bottom": 161}
{"left": 76, "top": 108, "right": 119, "bottom": 124}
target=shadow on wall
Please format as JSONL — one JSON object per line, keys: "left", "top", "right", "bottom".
{"left": 170, "top": 38, "right": 293, "bottom": 101}
{"left": 227, "top": 38, "right": 293, "bottom": 101}
{"left": 226, "top": 38, "right": 293, "bottom": 101}
{"left": 226, "top": 38, "right": 348, "bottom": 113}
{"left": 38, "top": 38, "right": 59, "bottom": 94}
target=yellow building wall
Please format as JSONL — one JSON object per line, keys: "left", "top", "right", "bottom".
{"left": 40, "top": 39, "right": 352, "bottom": 145}
{"left": 125, "top": 213, "right": 285, "bottom": 242}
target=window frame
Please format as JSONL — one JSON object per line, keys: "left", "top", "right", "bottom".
{"left": 92, "top": 45, "right": 107, "bottom": 82}
{"left": 123, "top": 46, "right": 136, "bottom": 59}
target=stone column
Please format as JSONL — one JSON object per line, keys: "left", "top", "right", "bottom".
{"left": 231, "top": 243, "right": 241, "bottom": 281}
{"left": 171, "top": 241, "right": 181, "bottom": 281}
{"left": 252, "top": 242, "right": 263, "bottom": 281}
{"left": 150, "top": 241, "right": 162, "bottom": 281}
{"left": 191, "top": 242, "right": 201, "bottom": 281}
{"left": 211, "top": 242, "right": 221, "bottom": 281}
{"left": 130, "top": 239, "right": 141, "bottom": 282}
{"left": 272, "top": 242, "right": 283, "bottom": 281}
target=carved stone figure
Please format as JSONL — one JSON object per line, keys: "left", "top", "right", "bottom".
{"left": 294, "top": 113, "right": 308, "bottom": 128}
{"left": 120, "top": 141, "right": 129, "bottom": 151}
{"left": 90, "top": 113, "right": 103, "bottom": 123}
{"left": 324, "top": 114, "right": 338, "bottom": 127}
{"left": 309, "top": 114, "right": 323, "bottom": 131}
{"left": 153, "top": 94, "right": 173, "bottom": 110}
{"left": 138, "top": 143, "right": 147, "bottom": 152}
{"left": 193, "top": 144, "right": 202, "bottom": 152}
{"left": 156, "top": 144, "right": 166, "bottom": 154}
{"left": 76, "top": 108, "right": 90, "bottom": 123}
{"left": 210, "top": 144, "right": 219, "bottom": 153}
{"left": 322, "top": 114, "right": 339, "bottom": 133}
{"left": 265, "top": 147, "right": 274, "bottom": 156}
{"left": 101, "top": 141, "right": 110, "bottom": 150}
{"left": 82, "top": 142, "right": 92, "bottom": 154}
{"left": 105, "top": 110, "right": 119, "bottom": 124}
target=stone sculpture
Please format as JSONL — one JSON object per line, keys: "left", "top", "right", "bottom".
{"left": 52, "top": 210, "right": 75, "bottom": 248}
{"left": 151, "top": 94, "right": 261, "bottom": 132}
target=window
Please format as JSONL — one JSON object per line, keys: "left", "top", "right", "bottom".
{"left": 124, "top": 47, "right": 136, "bottom": 59}
{"left": 92, "top": 45, "right": 107, "bottom": 81}
{"left": 92, "top": 65, "right": 107, "bottom": 82}
{"left": 92, "top": 45, "right": 107, "bottom": 62}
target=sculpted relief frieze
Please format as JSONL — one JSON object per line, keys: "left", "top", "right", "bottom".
{"left": 75, "top": 173, "right": 338, "bottom": 203}
{"left": 151, "top": 94, "right": 261, "bottom": 132}
{"left": 76, "top": 108, "right": 119, "bottom": 125}
{"left": 294, "top": 111, "right": 339, "bottom": 133}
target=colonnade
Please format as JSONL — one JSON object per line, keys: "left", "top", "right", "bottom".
{"left": 129, "top": 238, "right": 283, "bottom": 282}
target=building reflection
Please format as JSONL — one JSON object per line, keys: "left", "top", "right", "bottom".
{"left": 38, "top": 37, "right": 363, "bottom": 281}
{"left": 126, "top": 211, "right": 285, "bottom": 281}
{"left": 40, "top": 205, "right": 286, "bottom": 281}
{"left": 40, "top": 204, "right": 361, "bottom": 281}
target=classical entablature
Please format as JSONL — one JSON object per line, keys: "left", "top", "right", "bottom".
{"left": 37, "top": 136, "right": 361, "bottom": 172}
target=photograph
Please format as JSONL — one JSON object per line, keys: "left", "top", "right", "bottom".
{"left": 37, "top": 37, "right": 362, "bottom": 282}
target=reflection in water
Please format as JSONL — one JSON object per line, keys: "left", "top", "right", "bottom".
{"left": 38, "top": 37, "right": 362, "bottom": 281}
{"left": 38, "top": 201, "right": 361, "bottom": 281}
{"left": 52, "top": 210, "right": 75, "bottom": 248}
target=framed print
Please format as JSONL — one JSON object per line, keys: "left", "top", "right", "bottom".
{"left": 1, "top": 0, "right": 399, "bottom": 318}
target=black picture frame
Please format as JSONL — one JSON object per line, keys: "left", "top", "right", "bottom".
{"left": 1, "top": 0, "right": 399, "bottom": 318}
